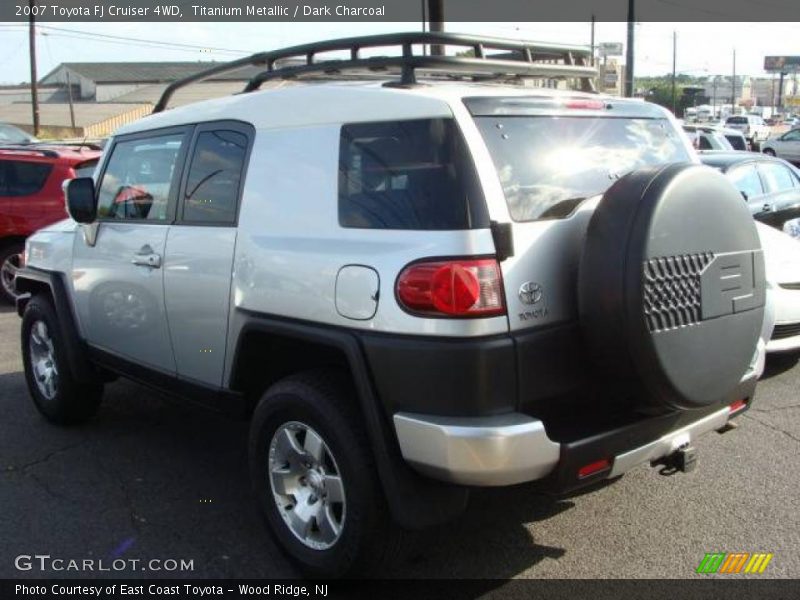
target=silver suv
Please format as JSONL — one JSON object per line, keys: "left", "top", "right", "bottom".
{"left": 14, "top": 33, "right": 766, "bottom": 577}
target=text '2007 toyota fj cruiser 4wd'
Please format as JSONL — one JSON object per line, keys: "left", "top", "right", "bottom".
{"left": 15, "top": 34, "right": 766, "bottom": 577}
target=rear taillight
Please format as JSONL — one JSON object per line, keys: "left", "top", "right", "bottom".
{"left": 396, "top": 258, "right": 505, "bottom": 317}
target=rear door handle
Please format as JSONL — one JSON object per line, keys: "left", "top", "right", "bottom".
{"left": 132, "top": 245, "right": 162, "bottom": 268}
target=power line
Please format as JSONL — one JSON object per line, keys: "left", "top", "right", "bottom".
{"left": 0, "top": 23, "right": 248, "bottom": 55}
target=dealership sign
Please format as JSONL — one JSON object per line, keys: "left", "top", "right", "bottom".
{"left": 764, "top": 56, "right": 800, "bottom": 73}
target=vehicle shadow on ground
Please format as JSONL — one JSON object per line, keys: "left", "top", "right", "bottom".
{"left": 1, "top": 371, "right": 573, "bottom": 581}
{"left": 386, "top": 487, "right": 570, "bottom": 579}
{"left": 762, "top": 352, "right": 800, "bottom": 379}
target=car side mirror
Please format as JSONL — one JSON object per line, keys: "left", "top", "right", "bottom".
{"left": 64, "top": 178, "right": 97, "bottom": 224}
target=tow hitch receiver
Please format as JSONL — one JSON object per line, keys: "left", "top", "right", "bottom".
{"left": 653, "top": 445, "right": 698, "bottom": 474}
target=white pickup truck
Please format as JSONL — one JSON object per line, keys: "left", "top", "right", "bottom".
{"left": 725, "top": 115, "right": 771, "bottom": 149}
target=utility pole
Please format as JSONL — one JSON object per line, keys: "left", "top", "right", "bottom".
{"left": 28, "top": 0, "right": 40, "bottom": 137}
{"left": 671, "top": 31, "right": 677, "bottom": 114}
{"left": 590, "top": 15, "right": 595, "bottom": 67}
{"left": 732, "top": 49, "right": 736, "bottom": 111}
{"left": 66, "top": 71, "right": 76, "bottom": 131}
{"left": 427, "top": 0, "right": 444, "bottom": 56}
{"left": 625, "top": 0, "right": 635, "bottom": 97}
{"left": 712, "top": 77, "right": 717, "bottom": 117}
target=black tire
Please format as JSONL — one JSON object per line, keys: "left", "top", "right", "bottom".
{"left": 249, "top": 369, "right": 402, "bottom": 577}
{"left": 21, "top": 295, "right": 104, "bottom": 425}
{"left": 0, "top": 242, "right": 24, "bottom": 304}
{"left": 763, "top": 148, "right": 776, "bottom": 157}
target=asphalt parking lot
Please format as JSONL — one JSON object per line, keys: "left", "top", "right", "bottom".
{"left": 1, "top": 303, "right": 799, "bottom": 580}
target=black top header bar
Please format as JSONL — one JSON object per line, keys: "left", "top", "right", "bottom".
{"left": 3, "top": 0, "right": 799, "bottom": 22}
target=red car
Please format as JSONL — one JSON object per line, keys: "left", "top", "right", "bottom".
{"left": 0, "top": 144, "right": 101, "bottom": 302}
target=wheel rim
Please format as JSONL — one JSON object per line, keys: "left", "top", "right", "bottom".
{"left": 29, "top": 320, "right": 59, "bottom": 400}
{"left": 267, "top": 421, "right": 346, "bottom": 550}
{"left": 1, "top": 252, "right": 22, "bottom": 299}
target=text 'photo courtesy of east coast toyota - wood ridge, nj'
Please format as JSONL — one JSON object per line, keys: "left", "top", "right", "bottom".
{"left": 1, "top": 0, "right": 800, "bottom": 598}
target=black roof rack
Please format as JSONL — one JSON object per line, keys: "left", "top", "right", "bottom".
{"left": 153, "top": 32, "right": 597, "bottom": 113}
{"left": 0, "top": 144, "right": 60, "bottom": 158}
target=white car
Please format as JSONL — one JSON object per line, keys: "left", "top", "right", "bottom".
{"left": 757, "top": 222, "right": 800, "bottom": 353}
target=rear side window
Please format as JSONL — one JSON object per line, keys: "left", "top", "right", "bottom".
{"left": 182, "top": 130, "right": 248, "bottom": 224}
{"left": 338, "top": 119, "right": 488, "bottom": 230}
{"left": 759, "top": 162, "right": 797, "bottom": 193}
{"left": 0, "top": 160, "right": 53, "bottom": 196}
{"left": 728, "top": 165, "right": 764, "bottom": 199}
{"left": 97, "top": 132, "right": 185, "bottom": 221}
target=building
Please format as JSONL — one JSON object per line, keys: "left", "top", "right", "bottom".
{"left": 0, "top": 61, "right": 291, "bottom": 139}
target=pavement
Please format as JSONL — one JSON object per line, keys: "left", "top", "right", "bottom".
{"left": 1, "top": 303, "right": 799, "bottom": 579}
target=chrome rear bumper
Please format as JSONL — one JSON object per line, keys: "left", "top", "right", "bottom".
{"left": 394, "top": 405, "right": 737, "bottom": 487}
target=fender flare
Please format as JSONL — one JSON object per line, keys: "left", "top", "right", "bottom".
{"left": 232, "top": 312, "right": 469, "bottom": 529}
{"left": 15, "top": 267, "right": 98, "bottom": 383}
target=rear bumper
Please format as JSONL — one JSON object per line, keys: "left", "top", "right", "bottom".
{"left": 394, "top": 375, "right": 756, "bottom": 489}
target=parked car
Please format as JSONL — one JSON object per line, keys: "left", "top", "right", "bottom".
{"left": 762, "top": 128, "right": 800, "bottom": 164}
{"left": 699, "top": 151, "right": 800, "bottom": 234}
{"left": 684, "top": 125, "right": 734, "bottom": 151}
{"left": 684, "top": 124, "right": 745, "bottom": 151}
{"left": 0, "top": 123, "right": 37, "bottom": 145}
{"left": 757, "top": 222, "right": 800, "bottom": 353}
{"left": 0, "top": 144, "right": 100, "bottom": 302}
{"left": 725, "top": 115, "right": 771, "bottom": 149}
{"left": 14, "top": 33, "right": 767, "bottom": 577}
{"left": 716, "top": 126, "right": 749, "bottom": 151}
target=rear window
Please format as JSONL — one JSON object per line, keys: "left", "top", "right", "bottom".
{"left": 726, "top": 117, "right": 747, "bottom": 125}
{"left": 472, "top": 116, "right": 690, "bottom": 221}
{"left": 0, "top": 159, "right": 53, "bottom": 197}
{"left": 338, "top": 119, "right": 488, "bottom": 230}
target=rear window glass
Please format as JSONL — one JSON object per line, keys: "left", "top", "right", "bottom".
{"left": 0, "top": 159, "right": 53, "bottom": 197}
{"left": 726, "top": 117, "right": 747, "bottom": 124}
{"left": 338, "top": 119, "right": 488, "bottom": 230}
{"left": 473, "top": 116, "right": 690, "bottom": 221}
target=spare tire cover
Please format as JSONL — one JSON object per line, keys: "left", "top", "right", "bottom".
{"left": 579, "top": 163, "right": 765, "bottom": 410}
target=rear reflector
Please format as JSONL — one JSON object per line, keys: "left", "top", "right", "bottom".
{"left": 729, "top": 399, "right": 747, "bottom": 414}
{"left": 396, "top": 258, "right": 505, "bottom": 318}
{"left": 577, "top": 458, "right": 612, "bottom": 479}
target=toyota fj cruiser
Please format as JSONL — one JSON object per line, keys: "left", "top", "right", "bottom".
{"left": 14, "top": 33, "right": 766, "bottom": 577}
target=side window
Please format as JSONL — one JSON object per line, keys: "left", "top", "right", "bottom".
{"left": 759, "top": 162, "right": 796, "bottom": 193}
{"left": 1, "top": 160, "right": 53, "bottom": 197}
{"left": 728, "top": 165, "right": 764, "bottom": 199}
{"left": 783, "top": 130, "right": 800, "bottom": 141}
{"left": 338, "top": 119, "right": 487, "bottom": 230}
{"left": 181, "top": 129, "right": 248, "bottom": 224}
{"left": 698, "top": 135, "right": 713, "bottom": 150}
{"left": 96, "top": 133, "right": 185, "bottom": 221}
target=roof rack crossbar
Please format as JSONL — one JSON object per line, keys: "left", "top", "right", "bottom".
{"left": 153, "top": 32, "right": 597, "bottom": 113}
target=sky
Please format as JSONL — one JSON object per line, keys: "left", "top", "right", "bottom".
{"left": 0, "top": 21, "right": 798, "bottom": 85}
